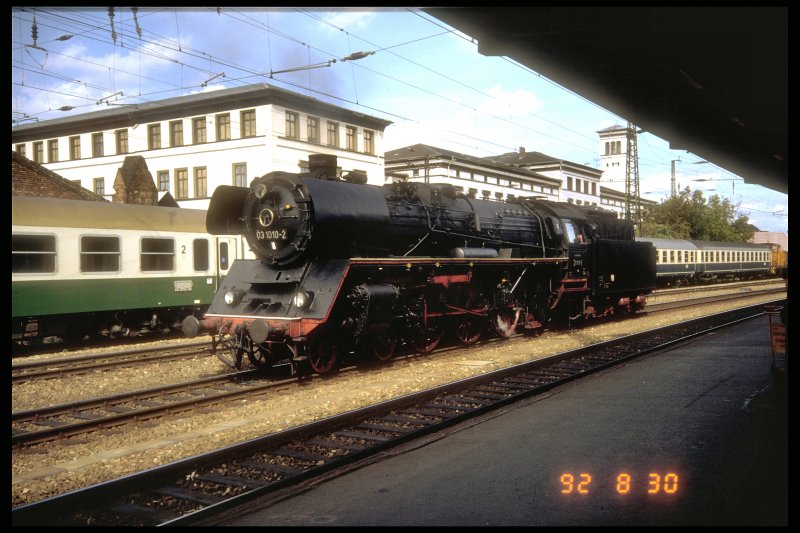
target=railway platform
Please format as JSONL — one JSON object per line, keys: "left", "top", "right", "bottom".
{"left": 219, "top": 312, "right": 787, "bottom": 526}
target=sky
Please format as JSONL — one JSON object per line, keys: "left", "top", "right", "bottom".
{"left": 11, "top": 6, "right": 788, "bottom": 234}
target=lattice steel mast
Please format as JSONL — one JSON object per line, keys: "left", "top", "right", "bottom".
{"left": 624, "top": 121, "right": 641, "bottom": 232}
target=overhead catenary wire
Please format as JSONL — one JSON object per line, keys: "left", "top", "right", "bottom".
{"left": 9, "top": 7, "right": 771, "bottom": 183}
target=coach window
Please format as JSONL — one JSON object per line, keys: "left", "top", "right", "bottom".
{"left": 193, "top": 239, "right": 209, "bottom": 271}
{"left": 80, "top": 236, "right": 120, "bottom": 273}
{"left": 670, "top": 251, "right": 675, "bottom": 263}
{"left": 141, "top": 238, "right": 175, "bottom": 271}
{"left": 12, "top": 234, "right": 56, "bottom": 274}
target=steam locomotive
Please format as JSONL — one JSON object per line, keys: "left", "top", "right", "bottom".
{"left": 183, "top": 154, "right": 657, "bottom": 373}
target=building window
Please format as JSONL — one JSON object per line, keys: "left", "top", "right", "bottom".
{"left": 92, "top": 133, "right": 104, "bottom": 157}
{"left": 115, "top": 129, "right": 128, "bottom": 154}
{"left": 327, "top": 121, "right": 339, "bottom": 147}
{"left": 48, "top": 139, "right": 59, "bottom": 163}
{"left": 307, "top": 116, "right": 319, "bottom": 143}
{"left": 15, "top": 144, "right": 26, "bottom": 157}
{"left": 346, "top": 125, "right": 357, "bottom": 151}
{"left": 364, "top": 129, "right": 374, "bottom": 154}
{"left": 12, "top": 234, "right": 56, "bottom": 274}
{"left": 233, "top": 163, "right": 247, "bottom": 187}
{"left": 93, "top": 178, "right": 105, "bottom": 196}
{"left": 69, "top": 136, "right": 81, "bottom": 160}
{"left": 591, "top": 182, "right": 597, "bottom": 195}
{"left": 158, "top": 170, "right": 169, "bottom": 191}
{"left": 192, "top": 117, "right": 206, "bottom": 144}
{"left": 170, "top": 120, "right": 184, "bottom": 147}
{"left": 194, "top": 167, "right": 207, "bottom": 198}
{"left": 175, "top": 168, "right": 188, "bottom": 199}
{"left": 148, "top": 124, "right": 161, "bottom": 150}
{"left": 285, "top": 111, "right": 299, "bottom": 138}
{"left": 216, "top": 113, "right": 231, "bottom": 141}
{"left": 140, "top": 238, "right": 174, "bottom": 272}
{"left": 80, "top": 235, "right": 120, "bottom": 273}
{"left": 241, "top": 109, "right": 256, "bottom": 138}
{"left": 567, "top": 176, "right": 573, "bottom": 191}
{"left": 32, "top": 142, "right": 43, "bottom": 163}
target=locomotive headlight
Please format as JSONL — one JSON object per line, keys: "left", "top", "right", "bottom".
{"left": 293, "top": 290, "right": 314, "bottom": 310}
{"left": 254, "top": 183, "right": 268, "bottom": 199}
{"left": 224, "top": 289, "right": 242, "bottom": 306}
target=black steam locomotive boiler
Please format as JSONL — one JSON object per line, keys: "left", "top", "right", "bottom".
{"left": 183, "top": 154, "right": 656, "bottom": 373}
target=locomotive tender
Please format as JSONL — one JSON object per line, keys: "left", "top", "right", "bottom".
{"left": 184, "top": 154, "right": 657, "bottom": 373}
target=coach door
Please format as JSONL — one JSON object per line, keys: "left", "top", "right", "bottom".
{"left": 214, "top": 237, "right": 240, "bottom": 287}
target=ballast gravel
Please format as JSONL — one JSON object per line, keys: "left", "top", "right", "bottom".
{"left": 11, "top": 288, "right": 784, "bottom": 507}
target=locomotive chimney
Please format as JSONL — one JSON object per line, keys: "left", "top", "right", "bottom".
{"left": 308, "top": 153, "right": 339, "bottom": 181}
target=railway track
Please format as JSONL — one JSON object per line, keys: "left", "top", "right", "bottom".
{"left": 11, "top": 341, "right": 209, "bottom": 382}
{"left": 11, "top": 300, "right": 784, "bottom": 526}
{"left": 646, "top": 285, "right": 785, "bottom": 312}
{"left": 11, "top": 286, "right": 786, "bottom": 448}
{"left": 12, "top": 370, "right": 276, "bottom": 447}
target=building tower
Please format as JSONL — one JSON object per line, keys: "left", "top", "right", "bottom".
{"left": 597, "top": 124, "right": 628, "bottom": 187}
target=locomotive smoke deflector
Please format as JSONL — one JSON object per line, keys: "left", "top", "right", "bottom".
{"left": 206, "top": 185, "right": 248, "bottom": 235}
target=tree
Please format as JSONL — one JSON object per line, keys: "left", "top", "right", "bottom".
{"left": 640, "top": 187, "right": 755, "bottom": 242}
